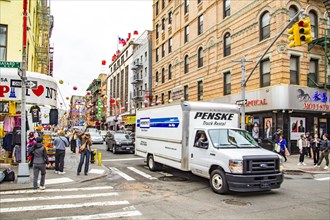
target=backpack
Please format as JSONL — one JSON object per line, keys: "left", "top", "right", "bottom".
{"left": 3, "top": 168, "right": 15, "bottom": 182}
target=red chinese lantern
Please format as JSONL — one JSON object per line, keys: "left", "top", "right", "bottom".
{"left": 66, "top": 97, "right": 69, "bottom": 100}
{"left": 110, "top": 99, "right": 115, "bottom": 104}
{"left": 73, "top": 86, "right": 77, "bottom": 90}
{"left": 86, "top": 91, "right": 91, "bottom": 95}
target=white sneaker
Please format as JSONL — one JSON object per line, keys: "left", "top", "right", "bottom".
{"left": 39, "top": 186, "right": 46, "bottom": 190}
{"left": 297, "top": 163, "right": 302, "bottom": 166}
{"left": 54, "top": 171, "right": 59, "bottom": 174}
{"left": 317, "top": 165, "right": 321, "bottom": 168}
{"left": 302, "top": 162, "right": 306, "bottom": 166}
{"left": 58, "top": 171, "right": 66, "bottom": 175}
{"left": 314, "top": 165, "right": 318, "bottom": 168}
{"left": 324, "top": 166, "right": 329, "bottom": 170}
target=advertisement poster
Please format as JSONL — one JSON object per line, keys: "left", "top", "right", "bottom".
{"left": 290, "top": 117, "right": 306, "bottom": 140}
{"left": 264, "top": 118, "right": 272, "bottom": 139}
{"left": 252, "top": 119, "right": 260, "bottom": 139}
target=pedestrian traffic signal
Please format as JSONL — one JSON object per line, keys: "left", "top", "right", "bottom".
{"left": 298, "top": 17, "right": 313, "bottom": 43}
{"left": 288, "top": 23, "right": 301, "bottom": 48}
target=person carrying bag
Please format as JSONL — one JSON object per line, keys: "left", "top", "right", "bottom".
{"left": 77, "top": 132, "right": 92, "bottom": 176}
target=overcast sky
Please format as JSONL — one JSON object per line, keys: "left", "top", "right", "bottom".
{"left": 50, "top": 0, "right": 153, "bottom": 109}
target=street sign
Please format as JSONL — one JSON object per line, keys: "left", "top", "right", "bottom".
{"left": 10, "top": 79, "right": 38, "bottom": 89}
{"left": 0, "top": 61, "right": 21, "bottom": 68}
{"left": 236, "top": 99, "right": 247, "bottom": 105}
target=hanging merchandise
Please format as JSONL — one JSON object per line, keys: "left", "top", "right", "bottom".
{"left": 40, "top": 108, "right": 50, "bottom": 125}
{"left": 4, "top": 116, "right": 15, "bottom": 132}
{"left": 49, "top": 109, "right": 58, "bottom": 125}
{"left": 30, "top": 105, "right": 41, "bottom": 123}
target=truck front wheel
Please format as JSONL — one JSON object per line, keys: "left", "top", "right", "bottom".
{"left": 210, "top": 169, "right": 229, "bottom": 194}
{"left": 147, "top": 155, "right": 160, "bottom": 171}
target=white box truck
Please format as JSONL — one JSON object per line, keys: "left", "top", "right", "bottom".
{"left": 135, "top": 101, "right": 283, "bottom": 194}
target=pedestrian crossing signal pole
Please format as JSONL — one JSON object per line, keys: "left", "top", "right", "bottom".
{"left": 17, "top": 0, "right": 30, "bottom": 184}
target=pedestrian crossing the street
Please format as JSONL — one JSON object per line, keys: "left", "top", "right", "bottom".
{"left": 0, "top": 186, "right": 142, "bottom": 219}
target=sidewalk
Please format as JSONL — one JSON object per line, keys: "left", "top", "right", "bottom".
{"left": 0, "top": 148, "right": 109, "bottom": 191}
{"left": 283, "top": 154, "right": 330, "bottom": 174}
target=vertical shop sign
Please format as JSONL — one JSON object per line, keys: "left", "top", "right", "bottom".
{"left": 97, "top": 100, "right": 102, "bottom": 119}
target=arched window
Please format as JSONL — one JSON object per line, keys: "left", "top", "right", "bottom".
{"left": 288, "top": 5, "right": 298, "bottom": 26}
{"left": 224, "top": 33, "right": 231, "bottom": 57}
{"left": 168, "top": 64, "right": 172, "bottom": 80}
{"left": 155, "top": 71, "right": 159, "bottom": 83}
{"left": 198, "top": 47, "right": 203, "bottom": 67}
{"left": 309, "top": 10, "right": 318, "bottom": 38}
{"left": 260, "top": 11, "right": 270, "bottom": 41}
{"left": 162, "top": 68, "right": 165, "bottom": 83}
{"left": 184, "top": 55, "right": 189, "bottom": 74}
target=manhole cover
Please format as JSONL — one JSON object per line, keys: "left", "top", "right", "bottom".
{"left": 115, "top": 182, "right": 151, "bottom": 191}
{"left": 159, "top": 176, "right": 188, "bottom": 182}
{"left": 223, "top": 199, "right": 251, "bottom": 206}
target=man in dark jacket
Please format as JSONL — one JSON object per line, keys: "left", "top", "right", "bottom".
{"left": 317, "top": 133, "right": 330, "bottom": 170}
{"left": 29, "top": 137, "right": 49, "bottom": 191}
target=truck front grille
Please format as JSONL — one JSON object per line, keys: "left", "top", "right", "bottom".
{"left": 243, "top": 155, "right": 280, "bottom": 174}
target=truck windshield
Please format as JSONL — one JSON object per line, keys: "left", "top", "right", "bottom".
{"left": 208, "top": 129, "right": 259, "bottom": 148}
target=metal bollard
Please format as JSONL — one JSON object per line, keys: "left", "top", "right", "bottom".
{"left": 97, "top": 152, "right": 102, "bottom": 166}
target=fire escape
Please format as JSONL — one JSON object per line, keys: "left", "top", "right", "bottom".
{"left": 307, "top": 0, "right": 330, "bottom": 90}
{"left": 36, "top": 0, "right": 51, "bottom": 74}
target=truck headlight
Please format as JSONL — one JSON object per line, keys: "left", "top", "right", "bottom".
{"left": 229, "top": 160, "right": 243, "bottom": 174}
{"left": 279, "top": 157, "right": 284, "bottom": 172}
{"left": 116, "top": 141, "right": 121, "bottom": 145}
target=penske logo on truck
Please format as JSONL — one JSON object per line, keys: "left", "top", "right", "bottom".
{"left": 137, "top": 117, "right": 180, "bottom": 129}
{"left": 194, "top": 112, "right": 235, "bottom": 120}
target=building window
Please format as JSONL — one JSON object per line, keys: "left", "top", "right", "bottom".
{"left": 224, "top": 32, "right": 231, "bottom": 57}
{"left": 162, "top": 0, "right": 165, "bottom": 9}
{"left": 161, "top": 93, "right": 164, "bottom": 104}
{"left": 309, "top": 10, "right": 318, "bottom": 38}
{"left": 184, "top": 25, "right": 189, "bottom": 43}
{"left": 290, "top": 56, "right": 299, "bottom": 85}
{"left": 156, "top": 48, "right": 159, "bottom": 62}
{"left": 168, "top": 64, "right": 172, "bottom": 80}
{"left": 156, "top": 1, "right": 159, "bottom": 15}
{"left": 224, "top": 0, "right": 230, "bottom": 18}
{"left": 156, "top": 24, "right": 159, "bottom": 39}
{"left": 224, "top": 72, "right": 231, "bottom": 95}
{"left": 198, "top": 14, "right": 203, "bottom": 35}
{"left": 162, "top": 18, "right": 165, "bottom": 32}
{"left": 162, "top": 43, "right": 165, "bottom": 57}
{"left": 184, "top": 0, "right": 189, "bottom": 14}
{"left": 184, "top": 55, "right": 189, "bottom": 74}
{"left": 145, "top": 67, "right": 147, "bottom": 76}
{"left": 184, "top": 85, "right": 189, "bottom": 101}
{"left": 198, "top": 0, "right": 202, "bottom": 4}
{"left": 156, "top": 71, "right": 159, "bottom": 83}
{"left": 168, "top": 11, "right": 173, "bottom": 25}
{"left": 198, "top": 47, "right": 203, "bottom": 68}
{"left": 260, "top": 59, "right": 270, "bottom": 87}
{"left": 162, "top": 68, "right": 165, "bottom": 83}
{"left": 197, "top": 80, "right": 203, "bottom": 101}
{"left": 145, "top": 52, "right": 147, "bottom": 61}
{"left": 155, "top": 95, "right": 158, "bottom": 104}
{"left": 308, "top": 59, "right": 318, "bottom": 87}
{"left": 168, "top": 37, "right": 172, "bottom": 53}
{"left": 0, "top": 25, "right": 8, "bottom": 61}
{"left": 260, "top": 11, "right": 270, "bottom": 41}
{"left": 288, "top": 5, "right": 298, "bottom": 25}
{"left": 168, "top": 90, "right": 172, "bottom": 102}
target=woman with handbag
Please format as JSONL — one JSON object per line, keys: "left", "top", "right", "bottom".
{"left": 278, "top": 135, "right": 288, "bottom": 162}
{"left": 77, "top": 132, "right": 92, "bottom": 176}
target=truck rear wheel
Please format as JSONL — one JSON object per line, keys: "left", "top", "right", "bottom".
{"left": 210, "top": 169, "right": 229, "bottom": 194}
{"left": 147, "top": 155, "right": 160, "bottom": 171}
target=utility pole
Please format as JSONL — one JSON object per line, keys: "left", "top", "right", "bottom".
{"left": 17, "top": 0, "right": 30, "bottom": 184}
{"left": 232, "top": 58, "right": 252, "bottom": 130}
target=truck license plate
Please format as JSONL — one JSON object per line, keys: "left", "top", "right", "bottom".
{"left": 260, "top": 180, "right": 270, "bottom": 189}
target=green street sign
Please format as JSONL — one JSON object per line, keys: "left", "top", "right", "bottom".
{"left": 0, "top": 61, "right": 21, "bottom": 68}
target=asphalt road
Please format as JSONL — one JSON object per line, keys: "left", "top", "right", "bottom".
{"left": 1, "top": 143, "right": 329, "bottom": 220}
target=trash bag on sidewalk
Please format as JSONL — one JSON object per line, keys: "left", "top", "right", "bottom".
{"left": 3, "top": 168, "right": 15, "bottom": 182}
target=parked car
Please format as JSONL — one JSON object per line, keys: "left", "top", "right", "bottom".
{"left": 105, "top": 132, "right": 135, "bottom": 154}
{"left": 86, "top": 128, "right": 99, "bottom": 133}
{"left": 89, "top": 131, "right": 104, "bottom": 144}
{"left": 99, "top": 130, "right": 107, "bottom": 141}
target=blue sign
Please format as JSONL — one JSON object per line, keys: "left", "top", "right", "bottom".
{"left": 137, "top": 117, "right": 179, "bottom": 128}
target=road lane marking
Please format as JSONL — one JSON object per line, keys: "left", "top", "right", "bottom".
{"left": 0, "top": 186, "right": 114, "bottom": 195}
{"left": 45, "top": 177, "right": 74, "bottom": 185}
{"left": 103, "top": 158, "right": 144, "bottom": 162}
{"left": 127, "top": 167, "right": 157, "bottom": 180}
{"left": 111, "top": 167, "right": 135, "bottom": 181}
{"left": 0, "top": 192, "right": 118, "bottom": 203}
{"left": 315, "top": 177, "right": 330, "bottom": 181}
{"left": 0, "top": 201, "right": 130, "bottom": 213}
{"left": 39, "top": 210, "right": 142, "bottom": 220}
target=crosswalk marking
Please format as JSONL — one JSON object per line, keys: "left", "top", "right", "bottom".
{"left": 0, "top": 200, "right": 130, "bottom": 213}
{"left": 127, "top": 167, "right": 157, "bottom": 180}
{"left": 0, "top": 192, "right": 118, "bottom": 203}
{"left": 39, "top": 210, "right": 142, "bottom": 220}
{"left": 45, "top": 177, "right": 74, "bottom": 185}
{"left": 0, "top": 186, "right": 113, "bottom": 195}
{"left": 315, "top": 177, "right": 330, "bottom": 181}
{"left": 111, "top": 167, "right": 135, "bottom": 181}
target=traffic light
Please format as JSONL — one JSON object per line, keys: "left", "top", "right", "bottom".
{"left": 288, "top": 23, "right": 301, "bottom": 48}
{"left": 298, "top": 17, "right": 313, "bottom": 43}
